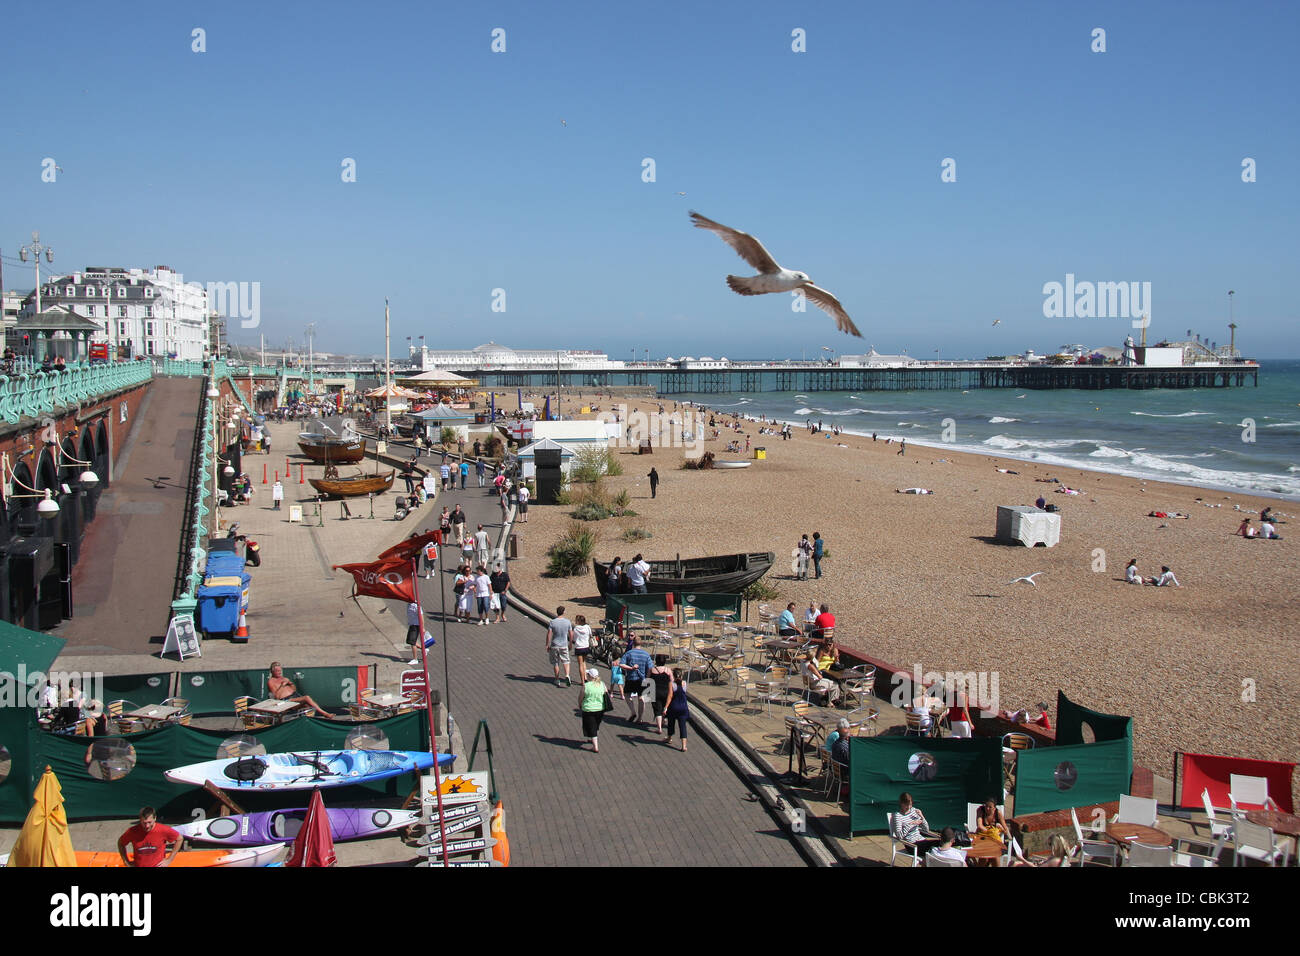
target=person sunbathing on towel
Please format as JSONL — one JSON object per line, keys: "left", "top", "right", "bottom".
{"left": 897, "top": 488, "right": 934, "bottom": 495}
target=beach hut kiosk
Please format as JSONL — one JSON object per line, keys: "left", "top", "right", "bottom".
{"left": 516, "top": 437, "right": 575, "bottom": 481}
{"left": 408, "top": 402, "right": 472, "bottom": 443}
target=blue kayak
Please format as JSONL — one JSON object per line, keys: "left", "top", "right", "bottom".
{"left": 164, "top": 750, "right": 453, "bottom": 790}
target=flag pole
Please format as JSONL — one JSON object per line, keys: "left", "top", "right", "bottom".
{"left": 413, "top": 552, "right": 450, "bottom": 866}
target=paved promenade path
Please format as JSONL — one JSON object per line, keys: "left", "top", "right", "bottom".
{"left": 56, "top": 375, "right": 204, "bottom": 655}
{"left": 413, "top": 449, "right": 804, "bottom": 867}
{"left": 48, "top": 418, "right": 806, "bottom": 866}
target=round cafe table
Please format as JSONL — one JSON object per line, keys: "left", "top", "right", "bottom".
{"left": 964, "top": 833, "right": 1005, "bottom": 865}
{"left": 1105, "top": 823, "right": 1172, "bottom": 847}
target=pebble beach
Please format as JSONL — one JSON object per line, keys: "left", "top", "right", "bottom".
{"left": 499, "top": 391, "right": 1299, "bottom": 774}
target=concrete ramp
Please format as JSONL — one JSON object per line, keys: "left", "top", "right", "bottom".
{"left": 56, "top": 376, "right": 204, "bottom": 654}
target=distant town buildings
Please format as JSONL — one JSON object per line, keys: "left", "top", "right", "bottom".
{"left": 17, "top": 265, "right": 209, "bottom": 361}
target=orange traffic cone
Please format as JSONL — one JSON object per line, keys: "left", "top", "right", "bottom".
{"left": 490, "top": 800, "right": 510, "bottom": 867}
{"left": 235, "top": 612, "right": 249, "bottom": 641}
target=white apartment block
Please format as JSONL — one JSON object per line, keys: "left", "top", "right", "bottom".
{"left": 22, "top": 265, "right": 210, "bottom": 361}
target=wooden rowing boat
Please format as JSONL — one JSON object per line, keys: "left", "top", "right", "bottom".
{"left": 297, "top": 436, "right": 367, "bottom": 463}
{"left": 593, "top": 551, "right": 775, "bottom": 596}
{"left": 308, "top": 469, "right": 395, "bottom": 498}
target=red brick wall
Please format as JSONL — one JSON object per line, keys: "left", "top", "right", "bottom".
{"left": 0, "top": 380, "right": 152, "bottom": 481}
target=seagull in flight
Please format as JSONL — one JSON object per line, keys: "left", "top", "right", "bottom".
{"left": 1010, "top": 572, "right": 1045, "bottom": 586}
{"left": 690, "top": 211, "right": 861, "bottom": 336}
{"left": 992, "top": 319, "right": 1001, "bottom": 326}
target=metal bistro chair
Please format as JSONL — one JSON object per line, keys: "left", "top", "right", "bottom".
{"left": 107, "top": 700, "right": 144, "bottom": 735}
{"left": 233, "top": 695, "right": 274, "bottom": 731}
{"left": 754, "top": 666, "right": 793, "bottom": 716}
{"left": 840, "top": 665, "right": 876, "bottom": 711}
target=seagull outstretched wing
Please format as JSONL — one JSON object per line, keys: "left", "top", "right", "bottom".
{"left": 803, "top": 284, "right": 862, "bottom": 337}
{"left": 689, "top": 211, "right": 782, "bottom": 274}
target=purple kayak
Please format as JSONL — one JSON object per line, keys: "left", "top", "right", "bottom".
{"left": 173, "top": 806, "right": 423, "bottom": 846}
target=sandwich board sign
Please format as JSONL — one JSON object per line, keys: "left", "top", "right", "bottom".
{"left": 288, "top": 504, "right": 303, "bottom": 523}
{"left": 162, "top": 613, "right": 202, "bottom": 660}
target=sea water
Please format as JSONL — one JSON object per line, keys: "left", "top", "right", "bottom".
{"left": 674, "top": 359, "right": 1300, "bottom": 500}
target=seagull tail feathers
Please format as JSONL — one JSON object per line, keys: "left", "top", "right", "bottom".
{"left": 726, "top": 275, "right": 765, "bottom": 296}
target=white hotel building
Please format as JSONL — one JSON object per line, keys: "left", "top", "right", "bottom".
{"left": 21, "top": 265, "right": 209, "bottom": 361}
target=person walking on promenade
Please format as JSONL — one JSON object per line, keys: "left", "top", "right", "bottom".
{"left": 627, "top": 554, "right": 651, "bottom": 594}
{"left": 454, "top": 565, "right": 474, "bottom": 622}
{"left": 439, "top": 506, "right": 452, "bottom": 540}
{"left": 571, "top": 614, "right": 593, "bottom": 674}
{"left": 402, "top": 457, "right": 418, "bottom": 495}
{"left": 618, "top": 635, "right": 654, "bottom": 724}
{"left": 473, "top": 565, "right": 492, "bottom": 625}
{"left": 812, "top": 531, "right": 824, "bottom": 579}
{"left": 450, "top": 503, "right": 466, "bottom": 543}
{"left": 459, "top": 459, "right": 469, "bottom": 489}
{"left": 546, "top": 607, "right": 574, "bottom": 686}
{"left": 406, "top": 600, "right": 424, "bottom": 665}
{"left": 662, "top": 669, "right": 691, "bottom": 752}
{"left": 439, "top": 461, "right": 451, "bottom": 490}
{"left": 796, "top": 534, "right": 812, "bottom": 580}
{"left": 422, "top": 535, "right": 439, "bottom": 579}
{"left": 476, "top": 457, "right": 486, "bottom": 487}
{"left": 474, "top": 524, "right": 491, "bottom": 568}
{"left": 578, "top": 668, "right": 608, "bottom": 753}
{"left": 272, "top": 479, "right": 283, "bottom": 511}
{"left": 648, "top": 654, "right": 673, "bottom": 735}
{"left": 648, "top": 467, "right": 659, "bottom": 499}
{"left": 490, "top": 563, "right": 510, "bottom": 622}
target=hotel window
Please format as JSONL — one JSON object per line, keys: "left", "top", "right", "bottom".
{"left": 67, "top": 286, "right": 76, "bottom": 296}
{"left": 146, "top": 340, "right": 156, "bottom": 356}
{"left": 117, "top": 306, "right": 127, "bottom": 318}
{"left": 116, "top": 287, "right": 125, "bottom": 297}
{"left": 119, "top": 322, "right": 128, "bottom": 338}
{"left": 144, "top": 307, "right": 153, "bottom": 318}
{"left": 85, "top": 305, "right": 96, "bottom": 317}
{"left": 146, "top": 321, "right": 155, "bottom": 336}
{"left": 144, "top": 287, "right": 154, "bottom": 298}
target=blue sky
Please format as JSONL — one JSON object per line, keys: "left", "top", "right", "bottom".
{"left": 3, "top": 0, "right": 1297, "bottom": 360}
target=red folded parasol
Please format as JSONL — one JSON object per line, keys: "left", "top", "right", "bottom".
{"left": 287, "top": 788, "right": 336, "bottom": 867}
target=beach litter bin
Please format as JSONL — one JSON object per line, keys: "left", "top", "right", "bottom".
{"left": 197, "top": 577, "right": 244, "bottom": 637}
{"left": 754, "top": 447, "right": 766, "bottom": 460}
{"left": 508, "top": 534, "right": 518, "bottom": 559}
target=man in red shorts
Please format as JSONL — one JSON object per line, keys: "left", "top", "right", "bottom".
{"left": 117, "top": 806, "right": 183, "bottom": 867}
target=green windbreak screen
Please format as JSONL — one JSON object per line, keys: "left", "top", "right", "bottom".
{"left": 0, "top": 705, "right": 36, "bottom": 823}
{"left": 847, "top": 736, "right": 1002, "bottom": 834}
{"left": 1, "top": 709, "right": 430, "bottom": 823}
{"left": 678, "top": 593, "right": 741, "bottom": 619}
{"left": 102, "top": 673, "right": 175, "bottom": 705}
{"left": 605, "top": 594, "right": 670, "bottom": 626}
{"left": 1013, "top": 737, "right": 1133, "bottom": 816}
{"left": 176, "top": 669, "right": 266, "bottom": 713}
{"left": 1055, "top": 691, "right": 1133, "bottom": 746}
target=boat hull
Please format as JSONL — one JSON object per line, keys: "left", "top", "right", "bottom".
{"left": 308, "top": 470, "right": 396, "bottom": 498}
{"left": 593, "top": 552, "right": 775, "bottom": 596}
{"left": 297, "top": 438, "right": 367, "bottom": 463}
{"left": 164, "top": 750, "right": 452, "bottom": 791}
{"left": 9, "top": 844, "right": 289, "bottom": 867}
{"left": 174, "top": 807, "right": 422, "bottom": 846}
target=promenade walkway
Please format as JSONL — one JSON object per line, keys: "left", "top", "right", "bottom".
{"left": 55, "top": 375, "right": 204, "bottom": 655}
{"left": 46, "top": 420, "right": 807, "bottom": 866}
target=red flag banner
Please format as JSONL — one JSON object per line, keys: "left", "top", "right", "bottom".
{"left": 377, "top": 530, "right": 443, "bottom": 563}
{"left": 334, "top": 558, "right": 416, "bottom": 602}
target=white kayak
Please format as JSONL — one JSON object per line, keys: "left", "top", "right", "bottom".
{"left": 713, "top": 460, "right": 752, "bottom": 469}
{"left": 164, "top": 750, "right": 451, "bottom": 791}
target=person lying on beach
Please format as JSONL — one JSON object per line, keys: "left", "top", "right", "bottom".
{"left": 996, "top": 468, "right": 1019, "bottom": 474}
{"left": 1145, "top": 566, "right": 1181, "bottom": 587}
{"left": 1056, "top": 486, "right": 1081, "bottom": 495}
{"left": 1148, "top": 511, "right": 1189, "bottom": 519}
{"left": 896, "top": 488, "right": 934, "bottom": 494}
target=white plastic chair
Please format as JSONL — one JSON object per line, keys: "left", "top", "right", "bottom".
{"left": 923, "top": 849, "right": 967, "bottom": 867}
{"left": 1200, "top": 788, "right": 1234, "bottom": 855}
{"left": 886, "top": 813, "right": 922, "bottom": 867}
{"left": 1071, "top": 807, "right": 1119, "bottom": 866}
{"left": 1115, "top": 794, "right": 1158, "bottom": 827}
{"left": 1127, "top": 841, "right": 1173, "bottom": 866}
{"left": 1232, "top": 819, "right": 1289, "bottom": 867}
{"left": 1228, "top": 774, "right": 1277, "bottom": 811}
